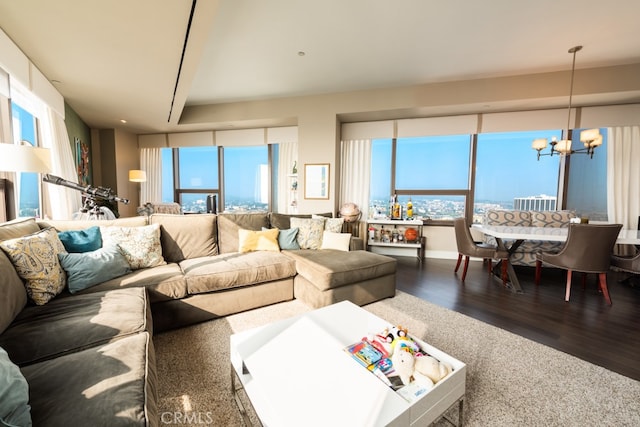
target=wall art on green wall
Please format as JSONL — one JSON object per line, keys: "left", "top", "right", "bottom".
{"left": 75, "top": 137, "right": 90, "bottom": 185}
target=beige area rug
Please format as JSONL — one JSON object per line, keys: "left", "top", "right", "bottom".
{"left": 155, "top": 291, "right": 640, "bottom": 426}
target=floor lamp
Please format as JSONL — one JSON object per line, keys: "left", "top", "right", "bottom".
{"left": 0, "top": 143, "right": 52, "bottom": 219}
{"left": 129, "top": 169, "right": 147, "bottom": 206}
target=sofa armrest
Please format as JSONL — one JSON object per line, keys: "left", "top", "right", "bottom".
{"left": 349, "top": 237, "right": 364, "bottom": 251}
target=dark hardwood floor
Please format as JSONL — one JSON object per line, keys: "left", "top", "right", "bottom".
{"left": 394, "top": 256, "right": 640, "bottom": 381}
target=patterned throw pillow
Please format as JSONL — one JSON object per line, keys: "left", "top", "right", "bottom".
{"left": 100, "top": 224, "right": 165, "bottom": 269}
{"left": 290, "top": 217, "right": 325, "bottom": 249}
{"left": 0, "top": 227, "right": 67, "bottom": 305}
{"left": 312, "top": 215, "right": 344, "bottom": 233}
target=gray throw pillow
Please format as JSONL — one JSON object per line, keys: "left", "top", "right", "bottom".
{"left": 262, "top": 227, "right": 300, "bottom": 250}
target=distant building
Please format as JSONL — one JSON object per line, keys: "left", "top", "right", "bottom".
{"left": 513, "top": 195, "right": 557, "bottom": 211}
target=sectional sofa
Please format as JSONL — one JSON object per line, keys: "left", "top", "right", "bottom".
{"left": 0, "top": 212, "right": 396, "bottom": 426}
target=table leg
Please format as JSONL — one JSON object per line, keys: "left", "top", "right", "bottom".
{"left": 493, "top": 238, "right": 524, "bottom": 294}
{"left": 230, "top": 364, "right": 260, "bottom": 427}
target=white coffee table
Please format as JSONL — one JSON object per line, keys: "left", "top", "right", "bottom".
{"left": 230, "top": 300, "right": 466, "bottom": 426}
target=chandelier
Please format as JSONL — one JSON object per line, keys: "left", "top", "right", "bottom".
{"left": 532, "top": 46, "right": 602, "bottom": 160}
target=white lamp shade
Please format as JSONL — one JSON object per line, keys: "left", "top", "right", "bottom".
{"left": 555, "top": 139, "right": 572, "bottom": 154}
{"left": 129, "top": 170, "right": 147, "bottom": 182}
{"left": 580, "top": 128, "right": 601, "bottom": 143}
{"left": 0, "top": 143, "right": 51, "bottom": 173}
{"left": 532, "top": 138, "right": 548, "bottom": 150}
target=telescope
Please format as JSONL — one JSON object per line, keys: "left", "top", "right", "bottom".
{"left": 43, "top": 174, "right": 129, "bottom": 219}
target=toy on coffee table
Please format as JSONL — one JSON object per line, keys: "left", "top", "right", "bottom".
{"left": 362, "top": 324, "right": 452, "bottom": 392}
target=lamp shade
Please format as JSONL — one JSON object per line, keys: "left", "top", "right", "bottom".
{"left": 129, "top": 169, "right": 147, "bottom": 182}
{"left": 0, "top": 143, "right": 51, "bottom": 173}
{"left": 532, "top": 138, "right": 548, "bottom": 150}
{"left": 554, "top": 139, "right": 572, "bottom": 154}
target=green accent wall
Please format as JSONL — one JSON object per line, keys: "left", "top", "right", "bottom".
{"left": 64, "top": 102, "right": 92, "bottom": 184}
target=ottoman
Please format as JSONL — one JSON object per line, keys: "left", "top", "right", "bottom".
{"left": 283, "top": 249, "right": 396, "bottom": 308}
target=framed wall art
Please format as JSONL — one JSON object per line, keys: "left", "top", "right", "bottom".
{"left": 304, "top": 163, "right": 329, "bottom": 199}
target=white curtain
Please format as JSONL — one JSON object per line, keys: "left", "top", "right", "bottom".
{"left": 41, "top": 106, "right": 81, "bottom": 219}
{"left": 140, "top": 148, "right": 162, "bottom": 203}
{"left": 277, "top": 142, "right": 298, "bottom": 213}
{"left": 340, "top": 139, "right": 372, "bottom": 218}
{"left": 607, "top": 126, "right": 640, "bottom": 230}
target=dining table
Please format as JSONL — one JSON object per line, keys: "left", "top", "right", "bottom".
{"left": 471, "top": 224, "right": 640, "bottom": 293}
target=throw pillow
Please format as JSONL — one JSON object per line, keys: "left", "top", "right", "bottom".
{"left": 290, "top": 217, "right": 325, "bottom": 249}
{"left": 312, "top": 214, "right": 344, "bottom": 233}
{"left": 0, "top": 347, "right": 31, "bottom": 427}
{"left": 263, "top": 227, "right": 300, "bottom": 250}
{"left": 100, "top": 224, "right": 165, "bottom": 269}
{"left": 58, "top": 244, "right": 132, "bottom": 294}
{"left": 0, "top": 227, "right": 67, "bottom": 305}
{"left": 57, "top": 226, "right": 102, "bottom": 253}
{"left": 320, "top": 231, "right": 352, "bottom": 252}
{"left": 238, "top": 228, "right": 280, "bottom": 253}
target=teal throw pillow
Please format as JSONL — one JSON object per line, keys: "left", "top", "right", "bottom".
{"left": 58, "top": 226, "right": 102, "bottom": 253}
{"left": 58, "top": 244, "right": 132, "bottom": 294}
{"left": 0, "top": 347, "right": 31, "bottom": 427}
{"left": 262, "top": 227, "right": 300, "bottom": 250}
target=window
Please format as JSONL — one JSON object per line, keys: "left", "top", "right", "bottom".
{"left": 161, "top": 146, "right": 219, "bottom": 213}
{"left": 370, "top": 135, "right": 472, "bottom": 221}
{"left": 565, "top": 128, "right": 607, "bottom": 221}
{"left": 475, "top": 130, "right": 561, "bottom": 222}
{"left": 11, "top": 102, "right": 41, "bottom": 217}
{"left": 223, "top": 146, "right": 269, "bottom": 212}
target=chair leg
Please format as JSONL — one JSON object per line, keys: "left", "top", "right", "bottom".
{"left": 486, "top": 259, "right": 492, "bottom": 275}
{"left": 535, "top": 260, "right": 542, "bottom": 285}
{"left": 461, "top": 256, "right": 470, "bottom": 282}
{"left": 598, "top": 273, "right": 612, "bottom": 306}
{"left": 565, "top": 270, "right": 573, "bottom": 302}
{"left": 454, "top": 254, "right": 463, "bottom": 273}
{"left": 501, "top": 259, "right": 508, "bottom": 286}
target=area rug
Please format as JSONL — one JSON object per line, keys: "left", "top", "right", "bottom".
{"left": 155, "top": 291, "right": 640, "bottom": 426}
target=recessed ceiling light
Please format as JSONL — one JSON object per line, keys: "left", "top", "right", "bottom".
{"left": 120, "top": 119, "right": 127, "bottom": 124}
{"left": 297, "top": 51, "right": 306, "bottom": 57}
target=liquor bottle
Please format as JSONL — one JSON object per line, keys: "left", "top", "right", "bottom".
{"left": 393, "top": 194, "right": 400, "bottom": 219}
{"left": 407, "top": 197, "right": 413, "bottom": 219}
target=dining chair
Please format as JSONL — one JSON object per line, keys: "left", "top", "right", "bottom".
{"left": 611, "top": 250, "right": 640, "bottom": 286}
{"left": 453, "top": 218, "right": 509, "bottom": 285}
{"left": 534, "top": 223, "right": 622, "bottom": 305}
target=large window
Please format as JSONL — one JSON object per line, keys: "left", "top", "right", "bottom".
{"left": 370, "top": 135, "right": 472, "bottom": 221}
{"left": 369, "top": 129, "right": 587, "bottom": 223}
{"left": 11, "top": 102, "right": 41, "bottom": 217}
{"left": 161, "top": 144, "right": 270, "bottom": 213}
{"left": 223, "top": 146, "right": 269, "bottom": 212}
{"left": 475, "top": 130, "right": 561, "bottom": 222}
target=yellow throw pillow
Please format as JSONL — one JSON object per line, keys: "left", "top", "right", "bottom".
{"left": 238, "top": 228, "right": 280, "bottom": 253}
{"left": 0, "top": 227, "right": 67, "bottom": 305}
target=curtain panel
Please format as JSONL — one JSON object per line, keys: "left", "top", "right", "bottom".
{"left": 140, "top": 148, "right": 162, "bottom": 204}
{"left": 277, "top": 142, "right": 297, "bottom": 213}
{"left": 340, "top": 139, "right": 372, "bottom": 219}
{"left": 607, "top": 126, "right": 640, "bottom": 230}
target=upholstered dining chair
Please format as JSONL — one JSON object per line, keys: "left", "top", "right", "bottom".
{"left": 453, "top": 217, "right": 509, "bottom": 285}
{"left": 611, "top": 250, "right": 640, "bottom": 286}
{"left": 534, "top": 223, "right": 622, "bottom": 305}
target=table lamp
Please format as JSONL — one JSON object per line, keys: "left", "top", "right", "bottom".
{"left": 0, "top": 143, "right": 51, "bottom": 173}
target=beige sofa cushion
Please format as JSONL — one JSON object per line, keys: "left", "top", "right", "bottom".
{"left": 284, "top": 249, "right": 397, "bottom": 291}
{"left": 0, "top": 249, "right": 27, "bottom": 334}
{"left": 150, "top": 214, "right": 218, "bottom": 262}
{"left": 181, "top": 251, "right": 296, "bottom": 294}
{"left": 37, "top": 216, "right": 147, "bottom": 232}
{"left": 0, "top": 217, "right": 41, "bottom": 241}
{"left": 73, "top": 263, "right": 188, "bottom": 303}
{"left": 217, "top": 213, "right": 270, "bottom": 254}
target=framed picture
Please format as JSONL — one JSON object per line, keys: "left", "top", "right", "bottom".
{"left": 304, "top": 163, "right": 330, "bottom": 199}
{"left": 75, "top": 137, "right": 90, "bottom": 185}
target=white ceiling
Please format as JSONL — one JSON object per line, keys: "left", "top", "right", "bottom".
{"left": 1, "top": 0, "right": 639, "bottom": 134}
